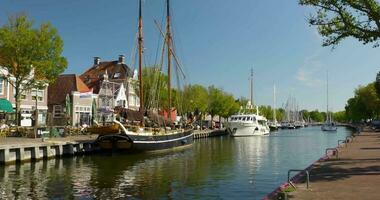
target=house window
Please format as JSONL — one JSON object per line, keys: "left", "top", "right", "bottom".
{"left": 31, "top": 89, "right": 44, "bottom": 102}
{"left": 0, "top": 78, "right": 3, "bottom": 95}
{"left": 113, "top": 72, "right": 121, "bottom": 78}
{"left": 53, "top": 105, "right": 63, "bottom": 118}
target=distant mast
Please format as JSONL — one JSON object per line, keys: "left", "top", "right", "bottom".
{"left": 250, "top": 68, "right": 254, "bottom": 109}
{"left": 138, "top": 0, "right": 144, "bottom": 125}
{"left": 326, "top": 70, "right": 329, "bottom": 123}
{"left": 166, "top": 0, "right": 172, "bottom": 120}
{"left": 273, "top": 84, "right": 277, "bottom": 122}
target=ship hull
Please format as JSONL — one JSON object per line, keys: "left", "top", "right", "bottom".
{"left": 96, "top": 130, "right": 194, "bottom": 152}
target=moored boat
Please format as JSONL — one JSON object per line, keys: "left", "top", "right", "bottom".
{"left": 227, "top": 114, "right": 270, "bottom": 136}
{"left": 322, "top": 71, "right": 337, "bottom": 132}
{"left": 95, "top": 0, "right": 193, "bottom": 151}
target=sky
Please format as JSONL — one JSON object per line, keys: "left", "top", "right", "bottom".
{"left": 1, "top": 0, "right": 379, "bottom": 112}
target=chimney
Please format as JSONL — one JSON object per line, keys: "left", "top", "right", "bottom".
{"left": 94, "top": 57, "right": 101, "bottom": 65}
{"left": 118, "top": 55, "right": 125, "bottom": 64}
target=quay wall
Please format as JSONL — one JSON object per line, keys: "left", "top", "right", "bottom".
{"left": 0, "top": 141, "right": 97, "bottom": 165}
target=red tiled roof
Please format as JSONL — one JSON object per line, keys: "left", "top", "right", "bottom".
{"left": 48, "top": 74, "right": 91, "bottom": 105}
{"left": 79, "top": 60, "right": 133, "bottom": 94}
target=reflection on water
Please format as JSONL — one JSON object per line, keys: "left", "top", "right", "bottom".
{"left": 0, "top": 126, "right": 352, "bottom": 199}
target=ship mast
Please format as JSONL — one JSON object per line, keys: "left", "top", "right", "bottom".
{"left": 250, "top": 68, "right": 254, "bottom": 109}
{"left": 273, "top": 84, "right": 277, "bottom": 123}
{"left": 138, "top": 0, "right": 144, "bottom": 125}
{"left": 326, "top": 70, "right": 329, "bottom": 123}
{"left": 166, "top": 0, "right": 172, "bottom": 121}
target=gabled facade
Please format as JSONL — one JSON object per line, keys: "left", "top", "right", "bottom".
{"left": 79, "top": 55, "right": 140, "bottom": 111}
{"left": 48, "top": 74, "right": 96, "bottom": 127}
{"left": 0, "top": 67, "right": 48, "bottom": 126}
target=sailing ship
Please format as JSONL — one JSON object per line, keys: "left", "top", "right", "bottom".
{"left": 322, "top": 71, "right": 337, "bottom": 132}
{"left": 96, "top": 0, "right": 193, "bottom": 151}
{"left": 226, "top": 68, "right": 270, "bottom": 136}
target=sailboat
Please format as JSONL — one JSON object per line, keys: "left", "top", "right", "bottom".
{"left": 96, "top": 0, "right": 193, "bottom": 151}
{"left": 321, "top": 71, "right": 337, "bottom": 132}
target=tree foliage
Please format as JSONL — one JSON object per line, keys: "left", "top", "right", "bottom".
{"left": 183, "top": 84, "right": 208, "bottom": 115}
{"left": 345, "top": 82, "right": 380, "bottom": 121}
{"left": 0, "top": 15, "right": 67, "bottom": 124}
{"left": 300, "top": 0, "right": 380, "bottom": 47}
{"left": 375, "top": 71, "right": 380, "bottom": 97}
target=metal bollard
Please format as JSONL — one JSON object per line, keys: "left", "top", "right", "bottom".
{"left": 345, "top": 136, "right": 353, "bottom": 143}
{"left": 287, "top": 169, "right": 310, "bottom": 189}
{"left": 338, "top": 139, "right": 346, "bottom": 147}
{"left": 325, "top": 148, "right": 339, "bottom": 159}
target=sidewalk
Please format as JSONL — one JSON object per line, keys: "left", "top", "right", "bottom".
{"left": 0, "top": 135, "right": 97, "bottom": 147}
{"left": 289, "top": 131, "right": 380, "bottom": 200}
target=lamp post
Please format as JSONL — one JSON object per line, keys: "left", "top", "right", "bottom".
{"left": 34, "top": 88, "right": 38, "bottom": 138}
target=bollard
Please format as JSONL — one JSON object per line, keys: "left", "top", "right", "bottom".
{"left": 287, "top": 169, "right": 310, "bottom": 189}
{"left": 325, "top": 148, "right": 339, "bottom": 159}
{"left": 345, "top": 136, "right": 353, "bottom": 143}
{"left": 338, "top": 140, "right": 346, "bottom": 147}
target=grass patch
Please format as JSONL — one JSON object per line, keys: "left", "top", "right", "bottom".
{"left": 282, "top": 185, "right": 296, "bottom": 193}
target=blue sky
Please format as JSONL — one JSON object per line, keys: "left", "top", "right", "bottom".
{"left": 1, "top": 0, "right": 379, "bottom": 111}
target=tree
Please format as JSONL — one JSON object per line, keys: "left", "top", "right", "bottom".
{"left": 183, "top": 84, "right": 208, "bottom": 116}
{"left": 309, "top": 110, "right": 325, "bottom": 122}
{"left": 0, "top": 15, "right": 67, "bottom": 124}
{"left": 207, "top": 86, "right": 225, "bottom": 120}
{"left": 345, "top": 82, "right": 380, "bottom": 121}
{"left": 375, "top": 71, "right": 380, "bottom": 98}
{"left": 333, "top": 111, "right": 347, "bottom": 122}
{"left": 300, "top": 0, "right": 380, "bottom": 47}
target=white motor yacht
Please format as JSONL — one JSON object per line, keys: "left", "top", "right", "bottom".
{"left": 227, "top": 114, "right": 270, "bottom": 136}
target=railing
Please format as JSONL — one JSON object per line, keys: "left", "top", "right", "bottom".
{"left": 338, "top": 139, "right": 346, "bottom": 147}
{"left": 287, "top": 169, "right": 310, "bottom": 189}
{"left": 325, "top": 147, "right": 339, "bottom": 159}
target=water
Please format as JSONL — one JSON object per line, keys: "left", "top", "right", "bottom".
{"left": 0, "top": 126, "right": 352, "bottom": 200}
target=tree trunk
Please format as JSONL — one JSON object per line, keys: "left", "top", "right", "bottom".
{"left": 15, "top": 90, "right": 21, "bottom": 127}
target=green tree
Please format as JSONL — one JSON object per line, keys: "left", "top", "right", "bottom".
{"left": 219, "top": 93, "right": 240, "bottom": 120}
{"left": 309, "top": 110, "right": 325, "bottom": 122}
{"left": 0, "top": 15, "right": 67, "bottom": 124}
{"left": 183, "top": 84, "right": 208, "bottom": 115}
{"left": 375, "top": 71, "right": 380, "bottom": 98}
{"left": 207, "top": 86, "right": 224, "bottom": 120}
{"left": 258, "top": 105, "right": 273, "bottom": 120}
{"left": 300, "top": 0, "right": 380, "bottom": 47}
{"left": 333, "top": 111, "right": 347, "bottom": 122}
{"left": 345, "top": 82, "right": 380, "bottom": 121}
{"left": 140, "top": 66, "right": 169, "bottom": 110}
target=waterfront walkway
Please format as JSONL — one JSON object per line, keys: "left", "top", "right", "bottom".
{"left": 0, "top": 135, "right": 97, "bottom": 147}
{"left": 289, "top": 131, "right": 380, "bottom": 200}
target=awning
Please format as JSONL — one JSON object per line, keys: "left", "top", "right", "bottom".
{"left": 0, "top": 98, "right": 14, "bottom": 113}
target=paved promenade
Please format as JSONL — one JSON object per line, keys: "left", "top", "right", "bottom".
{"left": 289, "top": 131, "right": 380, "bottom": 200}
{"left": 0, "top": 135, "right": 97, "bottom": 147}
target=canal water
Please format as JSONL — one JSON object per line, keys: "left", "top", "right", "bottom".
{"left": 0, "top": 126, "right": 352, "bottom": 199}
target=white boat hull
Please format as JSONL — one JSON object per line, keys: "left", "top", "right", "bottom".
{"left": 228, "top": 124, "right": 269, "bottom": 136}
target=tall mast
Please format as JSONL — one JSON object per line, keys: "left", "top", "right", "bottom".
{"left": 273, "top": 84, "right": 276, "bottom": 122}
{"left": 326, "top": 70, "right": 329, "bottom": 122}
{"left": 250, "top": 68, "right": 254, "bottom": 108}
{"left": 166, "top": 0, "right": 172, "bottom": 120}
{"left": 138, "top": 0, "right": 144, "bottom": 125}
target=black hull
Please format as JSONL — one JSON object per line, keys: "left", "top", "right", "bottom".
{"left": 130, "top": 130, "right": 194, "bottom": 152}
{"left": 96, "top": 130, "right": 194, "bottom": 152}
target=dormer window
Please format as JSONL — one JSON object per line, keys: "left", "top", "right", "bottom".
{"left": 113, "top": 72, "right": 121, "bottom": 78}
